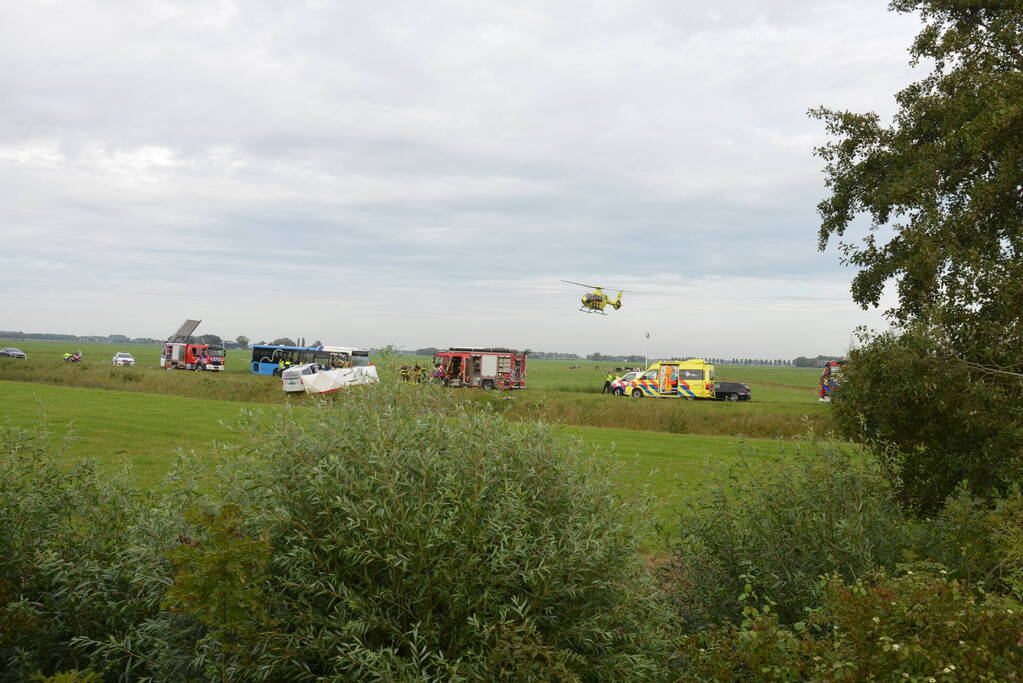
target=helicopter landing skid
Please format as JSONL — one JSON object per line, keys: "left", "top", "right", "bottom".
{"left": 579, "top": 307, "right": 607, "bottom": 315}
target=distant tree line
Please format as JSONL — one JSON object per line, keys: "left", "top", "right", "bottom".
{"left": 390, "top": 347, "right": 843, "bottom": 366}
{"left": 0, "top": 330, "right": 260, "bottom": 350}
{"left": 0, "top": 330, "right": 162, "bottom": 345}
{"left": 792, "top": 355, "right": 844, "bottom": 368}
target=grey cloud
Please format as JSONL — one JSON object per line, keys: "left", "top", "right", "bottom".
{"left": 0, "top": 0, "right": 917, "bottom": 354}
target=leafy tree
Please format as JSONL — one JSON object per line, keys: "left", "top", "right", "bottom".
{"left": 833, "top": 327, "right": 1023, "bottom": 513}
{"left": 234, "top": 336, "right": 249, "bottom": 349}
{"left": 811, "top": 1, "right": 1023, "bottom": 366}
{"left": 198, "top": 334, "right": 222, "bottom": 346}
{"left": 270, "top": 338, "right": 294, "bottom": 346}
{"left": 812, "top": 1, "right": 1023, "bottom": 506}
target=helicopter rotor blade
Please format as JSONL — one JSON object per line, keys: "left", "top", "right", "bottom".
{"left": 562, "top": 279, "right": 634, "bottom": 292}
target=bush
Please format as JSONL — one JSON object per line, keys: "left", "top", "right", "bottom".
{"left": 203, "top": 391, "right": 675, "bottom": 680}
{"left": 0, "top": 419, "right": 200, "bottom": 681}
{"left": 832, "top": 328, "right": 1023, "bottom": 514}
{"left": 676, "top": 566, "right": 1023, "bottom": 681}
{"left": 666, "top": 443, "right": 915, "bottom": 627}
{"left": 2, "top": 385, "right": 676, "bottom": 680}
{"left": 917, "top": 484, "right": 1023, "bottom": 592}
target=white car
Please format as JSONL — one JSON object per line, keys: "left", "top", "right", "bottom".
{"left": 282, "top": 362, "right": 379, "bottom": 394}
{"left": 112, "top": 352, "right": 136, "bottom": 367}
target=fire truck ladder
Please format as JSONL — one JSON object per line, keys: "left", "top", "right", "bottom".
{"left": 167, "top": 319, "right": 202, "bottom": 343}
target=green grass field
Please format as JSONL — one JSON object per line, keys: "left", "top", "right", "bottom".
{"left": 0, "top": 341, "right": 829, "bottom": 436}
{"left": 1, "top": 339, "right": 834, "bottom": 544}
{"left": 0, "top": 379, "right": 818, "bottom": 543}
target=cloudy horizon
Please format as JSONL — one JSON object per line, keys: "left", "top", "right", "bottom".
{"left": 1, "top": 1, "right": 922, "bottom": 359}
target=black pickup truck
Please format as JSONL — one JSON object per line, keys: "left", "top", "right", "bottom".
{"left": 714, "top": 381, "right": 751, "bottom": 401}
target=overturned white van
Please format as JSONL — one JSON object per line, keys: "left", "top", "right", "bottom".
{"left": 281, "top": 363, "right": 380, "bottom": 394}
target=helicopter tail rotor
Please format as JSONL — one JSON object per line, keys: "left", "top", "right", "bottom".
{"left": 610, "top": 291, "right": 624, "bottom": 310}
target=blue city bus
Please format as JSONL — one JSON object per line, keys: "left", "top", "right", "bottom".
{"left": 250, "top": 345, "right": 370, "bottom": 376}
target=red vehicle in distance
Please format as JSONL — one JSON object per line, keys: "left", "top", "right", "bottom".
{"left": 160, "top": 319, "right": 225, "bottom": 371}
{"left": 433, "top": 347, "right": 527, "bottom": 390}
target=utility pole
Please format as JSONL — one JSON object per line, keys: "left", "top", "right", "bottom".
{"left": 644, "top": 331, "right": 650, "bottom": 368}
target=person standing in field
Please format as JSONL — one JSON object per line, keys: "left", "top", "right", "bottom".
{"left": 602, "top": 371, "right": 615, "bottom": 394}
{"left": 399, "top": 363, "right": 410, "bottom": 382}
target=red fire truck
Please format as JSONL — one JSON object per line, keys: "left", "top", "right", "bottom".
{"left": 160, "top": 319, "right": 226, "bottom": 371}
{"left": 432, "top": 347, "right": 527, "bottom": 389}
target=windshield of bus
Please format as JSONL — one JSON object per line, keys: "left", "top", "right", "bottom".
{"left": 252, "top": 347, "right": 277, "bottom": 363}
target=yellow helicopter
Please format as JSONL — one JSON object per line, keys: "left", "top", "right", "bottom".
{"left": 561, "top": 280, "right": 627, "bottom": 314}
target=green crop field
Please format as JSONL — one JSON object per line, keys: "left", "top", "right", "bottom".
{"left": 1, "top": 338, "right": 836, "bottom": 544}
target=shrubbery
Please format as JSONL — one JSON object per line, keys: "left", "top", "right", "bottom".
{"left": 666, "top": 444, "right": 915, "bottom": 627}
{"left": 0, "top": 420, "right": 175, "bottom": 680}
{"left": 5, "top": 377, "right": 1023, "bottom": 680}
{"left": 676, "top": 565, "right": 1023, "bottom": 681}
{"left": 665, "top": 438, "right": 1023, "bottom": 679}
{"left": 209, "top": 392, "right": 674, "bottom": 680}
{"left": 1, "top": 385, "right": 675, "bottom": 680}
{"left": 832, "top": 328, "right": 1023, "bottom": 514}
{"left": 918, "top": 484, "right": 1023, "bottom": 592}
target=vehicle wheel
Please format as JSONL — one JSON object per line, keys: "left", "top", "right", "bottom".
{"left": 482, "top": 379, "right": 495, "bottom": 390}
{"left": 613, "top": 387, "right": 624, "bottom": 396}
{"left": 727, "top": 393, "right": 739, "bottom": 401}
{"left": 631, "top": 389, "right": 643, "bottom": 398}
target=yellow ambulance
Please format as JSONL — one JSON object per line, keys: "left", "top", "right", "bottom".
{"left": 621, "top": 359, "right": 716, "bottom": 400}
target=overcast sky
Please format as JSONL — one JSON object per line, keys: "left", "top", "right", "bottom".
{"left": 0, "top": 1, "right": 922, "bottom": 358}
